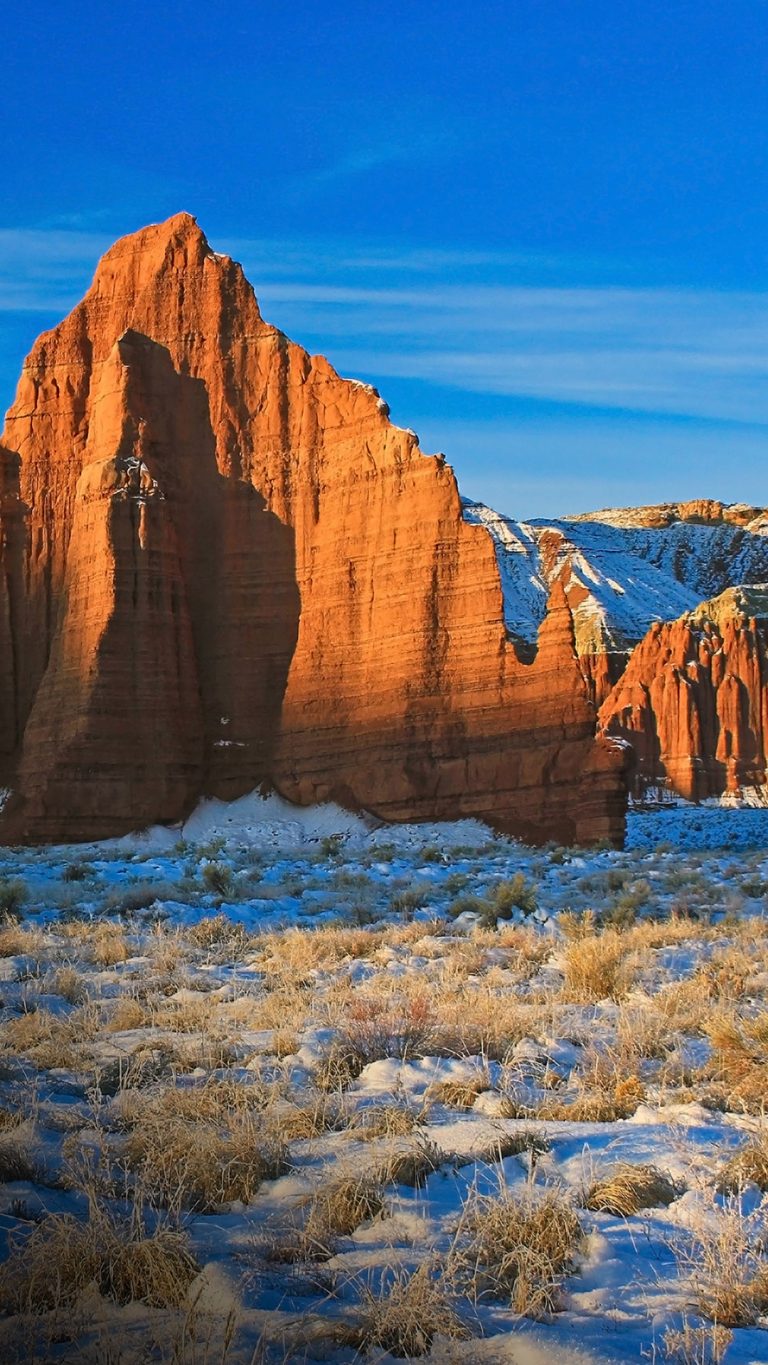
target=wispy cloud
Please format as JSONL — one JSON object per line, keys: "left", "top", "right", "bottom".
{"left": 0, "top": 227, "right": 110, "bottom": 311}
{"left": 245, "top": 275, "right": 768, "bottom": 426}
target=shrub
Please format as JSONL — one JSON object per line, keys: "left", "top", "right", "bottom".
{"left": 0, "top": 879, "right": 27, "bottom": 919}
{"left": 61, "top": 861, "right": 94, "bottom": 882}
{"left": 201, "top": 861, "right": 234, "bottom": 898}
{"left": 492, "top": 873, "right": 537, "bottom": 919}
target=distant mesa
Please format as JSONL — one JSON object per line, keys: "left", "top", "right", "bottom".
{"left": 0, "top": 214, "right": 765, "bottom": 845}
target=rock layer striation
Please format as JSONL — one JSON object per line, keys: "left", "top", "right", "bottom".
{"left": 0, "top": 214, "right": 625, "bottom": 844}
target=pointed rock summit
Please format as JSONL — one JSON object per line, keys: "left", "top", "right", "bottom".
{"left": 0, "top": 213, "right": 625, "bottom": 844}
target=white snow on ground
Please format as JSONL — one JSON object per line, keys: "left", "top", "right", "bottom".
{"left": 462, "top": 498, "right": 768, "bottom": 653}
{"left": 1, "top": 790, "right": 768, "bottom": 1362}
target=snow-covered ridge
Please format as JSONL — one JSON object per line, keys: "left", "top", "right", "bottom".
{"left": 463, "top": 498, "right": 768, "bottom": 654}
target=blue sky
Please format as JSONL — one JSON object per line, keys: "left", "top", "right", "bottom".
{"left": 2, "top": 0, "right": 767, "bottom": 517}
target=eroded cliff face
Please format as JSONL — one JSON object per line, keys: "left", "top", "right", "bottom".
{"left": 599, "top": 587, "right": 768, "bottom": 801}
{"left": 0, "top": 213, "right": 625, "bottom": 844}
{"left": 0, "top": 445, "right": 24, "bottom": 780}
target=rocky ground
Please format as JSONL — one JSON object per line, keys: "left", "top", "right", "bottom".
{"left": 0, "top": 795, "right": 766, "bottom": 1364}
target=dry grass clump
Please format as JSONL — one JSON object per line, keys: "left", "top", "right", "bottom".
{"left": 1, "top": 1004, "right": 99, "bottom": 1070}
{"left": 500, "top": 1073, "right": 645, "bottom": 1123}
{"left": 428, "top": 1070, "right": 490, "bottom": 1110}
{"left": 583, "top": 1163, "right": 681, "bottom": 1215}
{"left": 275, "top": 1093, "right": 349, "bottom": 1140}
{"left": 90, "top": 924, "right": 131, "bottom": 967}
{"left": 704, "top": 1012, "right": 768, "bottom": 1111}
{"left": 560, "top": 932, "right": 635, "bottom": 1002}
{"left": 351, "top": 1260, "right": 471, "bottom": 1358}
{"left": 716, "top": 1134, "right": 768, "bottom": 1193}
{"left": 188, "top": 913, "right": 251, "bottom": 954}
{"left": 347, "top": 1100, "right": 423, "bottom": 1141}
{"left": 377, "top": 1137, "right": 449, "bottom": 1188}
{"left": 663, "top": 1319, "right": 733, "bottom": 1365}
{"left": 452, "top": 1186, "right": 583, "bottom": 1316}
{"left": 50, "top": 965, "right": 88, "bottom": 1005}
{"left": 122, "top": 1108, "right": 288, "bottom": 1211}
{"left": 0, "top": 1128, "right": 41, "bottom": 1183}
{"left": 0, "top": 1203, "right": 199, "bottom": 1312}
{"left": 681, "top": 1200, "right": 768, "bottom": 1327}
{"left": 301, "top": 1173, "right": 385, "bottom": 1256}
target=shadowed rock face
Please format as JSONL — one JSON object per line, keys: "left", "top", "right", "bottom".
{"left": 599, "top": 588, "right": 768, "bottom": 801}
{"left": 0, "top": 212, "right": 626, "bottom": 844}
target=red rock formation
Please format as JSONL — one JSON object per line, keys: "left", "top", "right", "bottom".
{"left": 599, "top": 588, "right": 768, "bottom": 801}
{"left": 0, "top": 444, "right": 24, "bottom": 775}
{"left": 0, "top": 213, "right": 625, "bottom": 844}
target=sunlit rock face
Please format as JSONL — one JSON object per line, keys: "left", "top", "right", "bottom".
{"left": 599, "top": 587, "right": 768, "bottom": 802}
{"left": 0, "top": 214, "right": 625, "bottom": 845}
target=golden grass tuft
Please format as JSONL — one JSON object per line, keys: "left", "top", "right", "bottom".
{"left": 122, "top": 1107, "right": 288, "bottom": 1212}
{"left": 377, "top": 1137, "right": 449, "bottom": 1188}
{"left": 663, "top": 1319, "right": 733, "bottom": 1365}
{"left": 0, "top": 1204, "right": 199, "bottom": 1312}
{"left": 716, "top": 1134, "right": 768, "bottom": 1193}
{"left": 680, "top": 1200, "right": 768, "bottom": 1327}
{"left": 452, "top": 1186, "right": 583, "bottom": 1316}
{"left": 348, "top": 1100, "right": 423, "bottom": 1141}
{"left": 428, "top": 1071, "right": 490, "bottom": 1110}
{"left": 298, "top": 1173, "right": 386, "bottom": 1259}
{"left": 352, "top": 1260, "right": 470, "bottom": 1357}
{"left": 561, "top": 932, "right": 635, "bottom": 1002}
{"left": 583, "top": 1163, "right": 681, "bottom": 1216}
